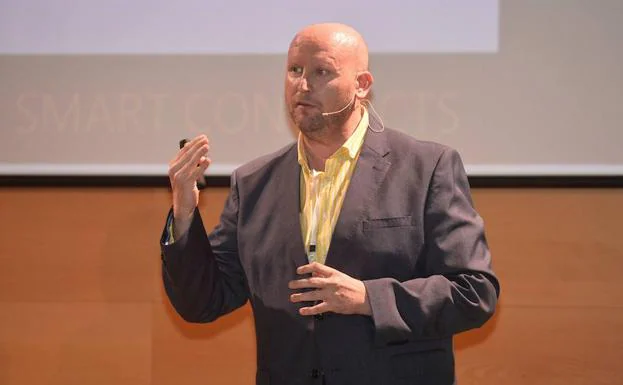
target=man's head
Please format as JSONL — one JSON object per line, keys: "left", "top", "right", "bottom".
{"left": 285, "top": 23, "right": 373, "bottom": 135}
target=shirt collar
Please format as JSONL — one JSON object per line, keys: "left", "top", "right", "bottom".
{"left": 297, "top": 106, "right": 369, "bottom": 171}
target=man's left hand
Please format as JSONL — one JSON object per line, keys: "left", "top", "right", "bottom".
{"left": 289, "top": 262, "right": 372, "bottom": 316}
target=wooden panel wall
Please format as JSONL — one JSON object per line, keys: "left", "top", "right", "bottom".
{"left": 0, "top": 187, "right": 621, "bottom": 384}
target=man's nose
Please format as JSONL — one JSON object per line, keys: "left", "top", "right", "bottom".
{"left": 297, "top": 76, "right": 311, "bottom": 92}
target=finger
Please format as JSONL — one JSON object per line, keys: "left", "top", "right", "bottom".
{"left": 180, "top": 137, "right": 209, "bottom": 166}
{"left": 196, "top": 156, "right": 211, "bottom": 172}
{"left": 174, "top": 135, "right": 209, "bottom": 166}
{"left": 297, "top": 262, "right": 335, "bottom": 277}
{"left": 176, "top": 135, "right": 206, "bottom": 160}
{"left": 299, "top": 301, "right": 330, "bottom": 316}
{"left": 288, "top": 276, "right": 327, "bottom": 290}
{"left": 169, "top": 136, "right": 209, "bottom": 176}
{"left": 178, "top": 143, "right": 210, "bottom": 178}
{"left": 179, "top": 138, "right": 190, "bottom": 150}
{"left": 192, "top": 157, "right": 211, "bottom": 181}
{"left": 170, "top": 148, "right": 207, "bottom": 184}
{"left": 185, "top": 134, "right": 209, "bottom": 151}
{"left": 290, "top": 290, "right": 324, "bottom": 303}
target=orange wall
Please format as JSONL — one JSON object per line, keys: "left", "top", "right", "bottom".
{"left": 1, "top": 187, "right": 621, "bottom": 384}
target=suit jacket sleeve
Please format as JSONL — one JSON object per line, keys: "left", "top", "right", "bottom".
{"left": 160, "top": 171, "right": 249, "bottom": 323}
{"left": 363, "top": 147, "right": 500, "bottom": 346}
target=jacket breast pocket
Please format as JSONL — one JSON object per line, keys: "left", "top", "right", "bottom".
{"left": 362, "top": 216, "right": 414, "bottom": 231}
{"left": 359, "top": 216, "right": 421, "bottom": 278}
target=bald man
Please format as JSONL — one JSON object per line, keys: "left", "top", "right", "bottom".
{"left": 161, "top": 23, "right": 499, "bottom": 385}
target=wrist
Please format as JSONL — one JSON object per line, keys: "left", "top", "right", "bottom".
{"left": 172, "top": 209, "right": 194, "bottom": 239}
{"left": 173, "top": 205, "right": 195, "bottom": 221}
{"left": 358, "top": 281, "right": 373, "bottom": 316}
{"left": 360, "top": 297, "right": 372, "bottom": 316}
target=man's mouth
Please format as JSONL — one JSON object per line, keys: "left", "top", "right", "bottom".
{"left": 296, "top": 100, "right": 316, "bottom": 108}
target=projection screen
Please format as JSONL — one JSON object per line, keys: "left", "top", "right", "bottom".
{"left": 1, "top": 0, "right": 621, "bottom": 177}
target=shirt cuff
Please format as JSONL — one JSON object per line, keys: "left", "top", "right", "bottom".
{"left": 164, "top": 211, "right": 175, "bottom": 245}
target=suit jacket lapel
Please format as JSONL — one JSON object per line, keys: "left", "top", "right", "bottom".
{"left": 325, "top": 120, "right": 391, "bottom": 270}
{"left": 277, "top": 145, "right": 309, "bottom": 268}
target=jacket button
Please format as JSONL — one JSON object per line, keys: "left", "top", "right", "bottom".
{"left": 311, "top": 369, "right": 322, "bottom": 378}
{"left": 314, "top": 313, "right": 324, "bottom": 321}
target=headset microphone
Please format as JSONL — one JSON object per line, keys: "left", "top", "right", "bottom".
{"left": 321, "top": 93, "right": 356, "bottom": 116}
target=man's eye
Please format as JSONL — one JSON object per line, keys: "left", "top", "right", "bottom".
{"left": 290, "top": 66, "right": 303, "bottom": 75}
{"left": 317, "top": 69, "right": 329, "bottom": 76}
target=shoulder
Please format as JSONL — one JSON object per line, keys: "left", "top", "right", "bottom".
{"left": 381, "top": 127, "right": 461, "bottom": 166}
{"left": 232, "top": 141, "right": 297, "bottom": 180}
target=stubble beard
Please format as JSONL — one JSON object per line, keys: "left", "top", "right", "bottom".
{"left": 291, "top": 107, "right": 351, "bottom": 139}
{"left": 297, "top": 113, "right": 326, "bottom": 135}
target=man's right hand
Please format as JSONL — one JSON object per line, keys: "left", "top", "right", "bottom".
{"left": 168, "top": 135, "right": 211, "bottom": 238}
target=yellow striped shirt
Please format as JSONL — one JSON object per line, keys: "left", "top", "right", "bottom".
{"left": 298, "top": 107, "right": 369, "bottom": 264}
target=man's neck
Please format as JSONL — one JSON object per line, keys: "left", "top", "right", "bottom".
{"left": 303, "top": 106, "right": 363, "bottom": 171}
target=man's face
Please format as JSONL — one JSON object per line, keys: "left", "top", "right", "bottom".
{"left": 285, "top": 38, "right": 356, "bottom": 134}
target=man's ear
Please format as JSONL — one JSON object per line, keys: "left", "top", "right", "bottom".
{"left": 355, "top": 71, "right": 374, "bottom": 99}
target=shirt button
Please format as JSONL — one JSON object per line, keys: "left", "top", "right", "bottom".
{"left": 311, "top": 369, "right": 322, "bottom": 378}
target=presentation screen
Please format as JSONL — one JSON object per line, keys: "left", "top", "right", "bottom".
{"left": 1, "top": 0, "right": 621, "bottom": 177}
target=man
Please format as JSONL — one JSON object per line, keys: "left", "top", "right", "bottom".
{"left": 161, "top": 23, "right": 499, "bottom": 385}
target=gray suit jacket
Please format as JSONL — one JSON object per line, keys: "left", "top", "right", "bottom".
{"left": 160, "top": 118, "right": 500, "bottom": 385}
